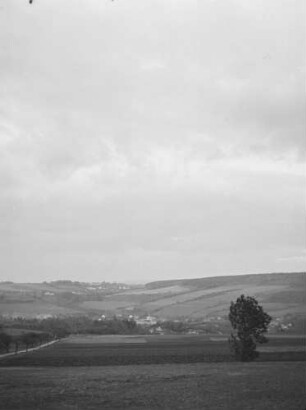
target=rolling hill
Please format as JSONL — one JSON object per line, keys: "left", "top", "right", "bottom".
{"left": 93, "top": 272, "right": 306, "bottom": 327}
{"left": 0, "top": 272, "right": 305, "bottom": 332}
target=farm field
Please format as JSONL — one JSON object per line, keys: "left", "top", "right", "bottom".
{"left": 0, "top": 361, "right": 305, "bottom": 409}
{"left": 0, "top": 334, "right": 305, "bottom": 367}
{"left": 0, "top": 335, "right": 305, "bottom": 409}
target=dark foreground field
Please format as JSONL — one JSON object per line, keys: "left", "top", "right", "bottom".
{"left": 0, "top": 362, "right": 305, "bottom": 410}
{"left": 0, "top": 335, "right": 305, "bottom": 409}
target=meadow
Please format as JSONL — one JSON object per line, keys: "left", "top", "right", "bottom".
{"left": 0, "top": 334, "right": 305, "bottom": 409}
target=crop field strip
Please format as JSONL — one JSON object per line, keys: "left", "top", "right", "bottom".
{"left": 0, "top": 335, "right": 305, "bottom": 367}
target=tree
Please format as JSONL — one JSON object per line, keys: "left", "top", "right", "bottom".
{"left": 21, "top": 332, "right": 40, "bottom": 351}
{"left": 228, "top": 294, "right": 272, "bottom": 361}
{"left": 0, "top": 332, "right": 12, "bottom": 353}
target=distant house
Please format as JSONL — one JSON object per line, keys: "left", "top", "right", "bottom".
{"left": 187, "top": 330, "right": 199, "bottom": 335}
{"left": 149, "top": 326, "right": 164, "bottom": 335}
{"left": 136, "top": 316, "right": 157, "bottom": 326}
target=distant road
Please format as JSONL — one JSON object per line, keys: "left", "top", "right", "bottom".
{"left": 0, "top": 339, "right": 59, "bottom": 360}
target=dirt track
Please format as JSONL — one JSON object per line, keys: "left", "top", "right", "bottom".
{"left": 0, "top": 339, "right": 59, "bottom": 360}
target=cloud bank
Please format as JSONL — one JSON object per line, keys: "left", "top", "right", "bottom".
{"left": 0, "top": 0, "right": 305, "bottom": 282}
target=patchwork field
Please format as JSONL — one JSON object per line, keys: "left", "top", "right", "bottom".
{"left": 108, "top": 273, "right": 306, "bottom": 320}
{"left": 0, "top": 301, "right": 80, "bottom": 317}
{"left": 79, "top": 272, "right": 306, "bottom": 324}
{"left": 0, "top": 273, "right": 305, "bottom": 325}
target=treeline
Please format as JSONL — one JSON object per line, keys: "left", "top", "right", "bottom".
{"left": 0, "top": 330, "right": 51, "bottom": 354}
{"left": 0, "top": 315, "right": 145, "bottom": 342}
{"left": 0, "top": 316, "right": 147, "bottom": 354}
{"left": 0, "top": 315, "right": 203, "bottom": 355}
{"left": 160, "top": 320, "right": 191, "bottom": 333}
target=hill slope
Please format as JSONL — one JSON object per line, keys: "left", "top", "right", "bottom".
{"left": 0, "top": 273, "right": 305, "bottom": 331}
{"left": 97, "top": 272, "right": 304, "bottom": 324}
{"left": 141, "top": 272, "right": 306, "bottom": 320}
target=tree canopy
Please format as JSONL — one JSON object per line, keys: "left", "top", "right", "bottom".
{"left": 228, "top": 294, "right": 272, "bottom": 361}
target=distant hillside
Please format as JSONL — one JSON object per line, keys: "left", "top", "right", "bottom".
{"left": 88, "top": 272, "right": 305, "bottom": 332}
{"left": 0, "top": 273, "right": 305, "bottom": 333}
{"left": 138, "top": 272, "right": 306, "bottom": 319}
{"left": 0, "top": 280, "right": 133, "bottom": 318}
{"left": 145, "top": 272, "right": 305, "bottom": 290}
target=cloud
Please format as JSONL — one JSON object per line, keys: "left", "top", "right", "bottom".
{"left": 0, "top": 0, "right": 305, "bottom": 281}
{"left": 139, "top": 59, "right": 166, "bottom": 71}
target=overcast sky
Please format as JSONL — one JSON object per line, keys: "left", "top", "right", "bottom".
{"left": 0, "top": 0, "right": 305, "bottom": 283}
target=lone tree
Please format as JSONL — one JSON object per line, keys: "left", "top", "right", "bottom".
{"left": 228, "top": 294, "right": 272, "bottom": 361}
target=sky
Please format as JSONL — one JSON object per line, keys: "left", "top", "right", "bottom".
{"left": 0, "top": 0, "right": 305, "bottom": 283}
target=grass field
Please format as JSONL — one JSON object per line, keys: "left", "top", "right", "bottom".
{"left": 0, "top": 335, "right": 305, "bottom": 409}
{"left": 0, "top": 362, "right": 305, "bottom": 409}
